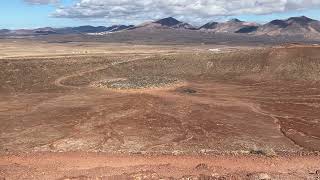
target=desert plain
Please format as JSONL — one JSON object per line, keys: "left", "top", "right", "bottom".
{"left": 0, "top": 39, "right": 320, "bottom": 179}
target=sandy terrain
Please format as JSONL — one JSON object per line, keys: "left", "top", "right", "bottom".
{"left": 1, "top": 153, "right": 320, "bottom": 179}
{"left": 0, "top": 41, "right": 319, "bottom": 179}
{"left": 0, "top": 39, "right": 254, "bottom": 58}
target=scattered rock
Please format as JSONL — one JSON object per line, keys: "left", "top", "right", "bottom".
{"left": 177, "top": 87, "right": 197, "bottom": 94}
{"left": 249, "top": 149, "right": 264, "bottom": 155}
{"left": 128, "top": 171, "right": 160, "bottom": 180}
{"left": 93, "top": 76, "right": 179, "bottom": 89}
{"left": 195, "top": 163, "right": 209, "bottom": 170}
{"left": 249, "top": 148, "right": 276, "bottom": 157}
{"left": 247, "top": 173, "right": 271, "bottom": 180}
{"left": 182, "top": 88, "right": 197, "bottom": 94}
{"left": 180, "top": 174, "right": 219, "bottom": 180}
{"left": 58, "top": 175, "right": 88, "bottom": 180}
{"left": 172, "top": 150, "right": 184, "bottom": 156}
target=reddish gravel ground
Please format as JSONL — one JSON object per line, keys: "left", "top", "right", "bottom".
{"left": 1, "top": 44, "right": 320, "bottom": 179}
{"left": 0, "top": 152, "right": 320, "bottom": 179}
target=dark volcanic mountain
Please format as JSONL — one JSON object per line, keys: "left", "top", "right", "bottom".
{"left": 200, "top": 18, "right": 259, "bottom": 33}
{"left": 256, "top": 16, "right": 320, "bottom": 38}
{"left": 155, "top": 17, "right": 181, "bottom": 26}
{"left": 1, "top": 16, "right": 320, "bottom": 41}
{"left": 198, "top": 16, "right": 320, "bottom": 38}
{"left": 235, "top": 26, "right": 259, "bottom": 33}
{"left": 132, "top": 17, "right": 195, "bottom": 30}
{"left": 199, "top": 22, "right": 219, "bottom": 30}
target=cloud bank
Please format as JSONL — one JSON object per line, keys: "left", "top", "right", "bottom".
{"left": 52, "top": 0, "right": 320, "bottom": 23}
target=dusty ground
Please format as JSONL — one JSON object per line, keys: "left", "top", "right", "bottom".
{"left": 0, "top": 41, "right": 319, "bottom": 179}
{"left": 1, "top": 153, "right": 320, "bottom": 180}
{"left": 0, "top": 39, "right": 254, "bottom": 58}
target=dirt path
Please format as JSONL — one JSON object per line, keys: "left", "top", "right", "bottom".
{"left": 53, "top": 55, "right": 152, "bottom": 89}
{"left": 243, "top": 101, "right": 305, "bottom": 149}
{"left": 1, "top": 46, "right": 320, "bottom": 179}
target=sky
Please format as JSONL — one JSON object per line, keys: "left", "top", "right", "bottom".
{"left": 1, "top": 0, "right": 320, "bottom": 29}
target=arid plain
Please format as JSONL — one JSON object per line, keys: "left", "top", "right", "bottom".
{"left": 0, "top": 39, "right": 320, "bottom": 179}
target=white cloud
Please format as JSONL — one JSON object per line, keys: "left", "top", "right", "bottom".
{"left": 285, "top": 0, "right": 320, "bottom": 10}
{"left": 24, "top": 0, "right": 59, "bottom": 5}
{"left": 52, "top": 0, "right": 320, "bottom": 23}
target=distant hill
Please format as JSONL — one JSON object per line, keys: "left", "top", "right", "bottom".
{"left": 199, "top": 22, "right": 219, "bottom": 30}
{"left": 131, "top": 17, "right": 196, "bottom": 30}
{"left": 199, "top": 19, "right": 259, "bottom": 33}
{"left": 235, "top": 26, "right": 259, "bottom": 33}
{"left": 256, "top": 16, "right": 320, "bottom": 38}
{"left": 104, "top": 25, "right": 135, "bottom": 32}
{"left": 0, "top": 29, "right": 10, "bottom": 34}
{"left": 33, "top": 27, "right": 57, "bottom": 35}
{"left": 155, "top": 17, "right": 181, "bottom": 26}
{"left": 55, "top": 26, "right": 110, "bottom": 34}
{"left": 0, "top": 25, "right": 134, "bottom": 36}
{"left": 198, "top": 16, "right": 320, "bottom": 38}
{"left": 1, "top": 16, "right": 320, "bottom": 40}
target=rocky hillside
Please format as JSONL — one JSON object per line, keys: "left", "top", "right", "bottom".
{"left": 199, "top": 19, "right": 259, "bottom": 33}
{"left": 1, "top": 16, "right": 320, "bottom": 39}
{"left": 130, "top": 17, "right": 196, "bottom": 30}
{"left": 256, "top": 16, "right": 320, "bottom": 38}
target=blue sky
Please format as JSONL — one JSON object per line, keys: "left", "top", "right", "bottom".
{"left": 1, "top": 0, "right": 320, "bottom": 29}
{"left": 1, "top": 0, "right": 86, "bottom": 29}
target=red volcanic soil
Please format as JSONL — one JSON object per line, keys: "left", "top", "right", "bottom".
{"left": 1, "top": 45, "right": 320, "bottom": 179}
{"left": 1, "top": 152, "right": 320, "bottom": 179}
{"left": 1, "top": 79, "right": 319, "bottom": 153}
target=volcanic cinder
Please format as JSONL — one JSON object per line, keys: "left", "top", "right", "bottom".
{"left": 0, "top": 40, "right": 319, "bottom": 179}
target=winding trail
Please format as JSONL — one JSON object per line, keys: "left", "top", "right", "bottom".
{"left": 53, "top": 55, "right": 152, "bottom": 89}
{"left": 243, "top": 102, "right": 305, "bottom": 149}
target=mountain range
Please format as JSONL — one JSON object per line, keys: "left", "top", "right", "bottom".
{"left": 1, "top": 16, "right": 320, "bottom": 39}
{"left": 199, "top": 18, "right": 259, "bottom": 33}
{"left": 256, "top": 16, "right": 320, "bottom": 38}
{"left": 0, "top": 25, "right": 134, "bottom": 36}
{"left": 128, "top": 17, "right": 196, "bottom": 31}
